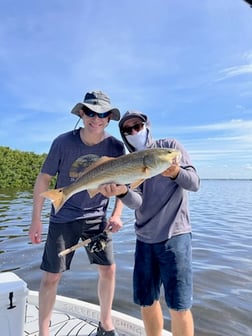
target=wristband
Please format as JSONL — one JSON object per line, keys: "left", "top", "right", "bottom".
{"left": 117, "top": 187, "right": 129, "bottom": 198}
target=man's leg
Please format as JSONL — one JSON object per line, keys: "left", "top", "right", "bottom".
{"left": 97, "top": 264, "right": 116, "bottom": 331}
{"left": 39, "top": 271, "right": 62, "bottom": 336}
{"left": 141, "top": 300, "right": 163, "bottom": 336}
{"left": 161, "top": 234, "right": 194, "bottom": 336}
{"left": 169, "top": 309, "right": 194, "bottom": 336}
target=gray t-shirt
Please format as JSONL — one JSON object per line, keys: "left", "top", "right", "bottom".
{"left": 41, "top": 128, "right": 125, "bottom": 223}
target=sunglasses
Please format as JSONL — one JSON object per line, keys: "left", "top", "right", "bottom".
{"left": 84, "top": 109, "right": 111, "bottom": 119}
{"left": 122, "top": 122, "right": 145, "bottom": 135}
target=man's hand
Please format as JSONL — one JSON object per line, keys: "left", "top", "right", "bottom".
{"left": 162, "top": 164, "right": 180, "bottom": 179}
{"left": 162, "top": 153, "right": 181, "bottom": 178}
{"left": 29, "top": 221, "right": 42, "bottom": 244}
{"left": 106, "top": 214, "right": 123, "bottom": 233}
{"left": 98, "top": 183, "right": 128, "bottom": 197}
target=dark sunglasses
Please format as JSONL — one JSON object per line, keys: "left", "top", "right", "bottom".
{"left": 84, "top": 109, "right": 111, "bottom": 119}
{"left": 122, "top": 122, "right": 145, "bottom": 135}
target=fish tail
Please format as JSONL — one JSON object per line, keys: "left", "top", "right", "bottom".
{"left": 40, "top": 188, "right": 67, "bottom": 214}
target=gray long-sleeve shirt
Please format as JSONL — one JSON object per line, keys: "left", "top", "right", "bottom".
{"left": 119, "top": 138, "right": 200, "bottom": 243}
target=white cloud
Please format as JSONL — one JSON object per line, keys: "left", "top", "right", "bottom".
{"left": 218, "top": 64, "right": 252, "bottom": 80}
{"left": 157, "top": 119, "right": 252, "bottom": 134}
{"left": 217, "top": 51, "right": 252, "bottom": 81}
{"left": 245, "top": 163, "right": 252, "bottom": 170}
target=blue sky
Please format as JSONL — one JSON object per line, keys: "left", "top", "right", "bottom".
{"left": 1, "top": 0, "right": 252, "bottom": 179}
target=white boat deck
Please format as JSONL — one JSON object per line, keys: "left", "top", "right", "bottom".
{"left": 25, "top": 291, "right": 172, "bottom": 336}
{"left": 25, "top": 302, "right": 98, "bottom": 335}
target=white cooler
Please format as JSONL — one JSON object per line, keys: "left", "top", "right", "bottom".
{"left": 0, "top": 272, "right": 28, "bottom": 336}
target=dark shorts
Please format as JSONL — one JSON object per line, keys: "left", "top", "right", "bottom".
{"left": 133, "top": 233, "right": 193, "bottom": 311}
{"left": 40, "top": 218, "right": 114, "bottom": 273}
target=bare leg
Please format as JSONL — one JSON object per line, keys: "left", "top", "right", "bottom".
{"left": 141, "top": 300, "right": 163, "bottom": 336}
{"left": 38, "top": 271, "right": 62, "bottom": 336}
{"left": 169, "top": 309, "right": 194, "bottom": 336}
{"left": 97, "top": 264, "right": 116, "bottom": 331}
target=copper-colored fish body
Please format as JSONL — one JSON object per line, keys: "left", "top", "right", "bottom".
{"left": 41, "top": 148, "right": 181, "bottom": 213}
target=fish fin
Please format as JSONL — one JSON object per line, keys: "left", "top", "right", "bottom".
{"left": 40, "top": 189, "right": 67, "bottom": 214}
{"left": 87, "top": 188, "right": 100, "bottom": 198}
{"left": 130, "top": 179, "right": 145, "bottom": 189}
{"left": 143, "top": 167, "right": 151, "bottom": 175}
{"left": 130, "top": 167, "right": 151, "bottom": 189}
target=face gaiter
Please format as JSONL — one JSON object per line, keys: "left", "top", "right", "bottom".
{"left": 125, "top": 125, "right": 148, "bottom": 150}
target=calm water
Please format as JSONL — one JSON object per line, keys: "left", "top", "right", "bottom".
{"left": 0, "top": 180, "right": 252, "bottom": 336}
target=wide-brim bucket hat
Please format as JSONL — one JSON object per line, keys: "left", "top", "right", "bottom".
{"left": 71, "top": 90, "right": 120, "bottom": 121}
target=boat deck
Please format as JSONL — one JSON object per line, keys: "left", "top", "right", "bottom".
{"left": 25, "top": 303, "right": 101, "bottom": 336}
{"left": 25, "top": 291, "right": 172, "bottom": 336}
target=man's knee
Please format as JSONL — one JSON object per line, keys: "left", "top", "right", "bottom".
{"left": 98, "top": 264, "right": 116, "bottom": 279}
{"left": 41, "top": 272, "right": 62, "bottom": 287}
{"left": 169, "top": 308, "right": 192, "bottom": 321}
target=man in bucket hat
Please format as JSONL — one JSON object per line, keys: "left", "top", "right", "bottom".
{"left": 29, "top": 90, "right": 124, "bottom": 336}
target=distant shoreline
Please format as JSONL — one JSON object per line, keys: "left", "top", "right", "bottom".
{"left": 201, "top": 178, "right": 252, "bottom": 181}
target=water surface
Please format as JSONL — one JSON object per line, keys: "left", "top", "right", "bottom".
{"left": 0, "top": 180, "right": 252, "bottom": 336}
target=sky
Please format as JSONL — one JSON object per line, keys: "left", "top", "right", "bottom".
{"left": 0, "top": 0, "right": 252, "bottom": 179}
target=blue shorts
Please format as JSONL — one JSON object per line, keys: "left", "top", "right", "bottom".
{"left": 40, "top": 218, "right": 114, "bottom": 273}
{"left": 133, "top": 233, "right": 193, "bottom": 311}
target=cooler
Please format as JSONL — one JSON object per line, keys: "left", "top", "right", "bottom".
{"left": 0, "top": 272, "right": 28, "bottom": 336}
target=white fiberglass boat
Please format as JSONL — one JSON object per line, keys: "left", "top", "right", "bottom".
{"left": 0, "top": 272, "right": 171, "bottom": 336}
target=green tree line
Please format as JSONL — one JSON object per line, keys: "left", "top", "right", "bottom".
{"left": 0, "top": 146, "right": 47, "bottom": 190}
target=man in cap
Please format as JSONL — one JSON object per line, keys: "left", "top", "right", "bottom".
{"left": 29, "top": 90, "right": 124, "bottom": 336}
{"left": 99, "top": 110, "right": 200, "bottom": 336}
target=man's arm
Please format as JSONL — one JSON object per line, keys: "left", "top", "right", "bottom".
{"left": 99, "top": 183, "right": 143, "bottom": 210}
{"left": 29, "top": 172, "right": 53, "bottom": 244}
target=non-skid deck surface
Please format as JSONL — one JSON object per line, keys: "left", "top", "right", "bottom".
{"left": 24, "top": 291, "right": 172, "bottom": 336}
{"left": 25, "top": 303, "right": 99, "bottom": 336}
